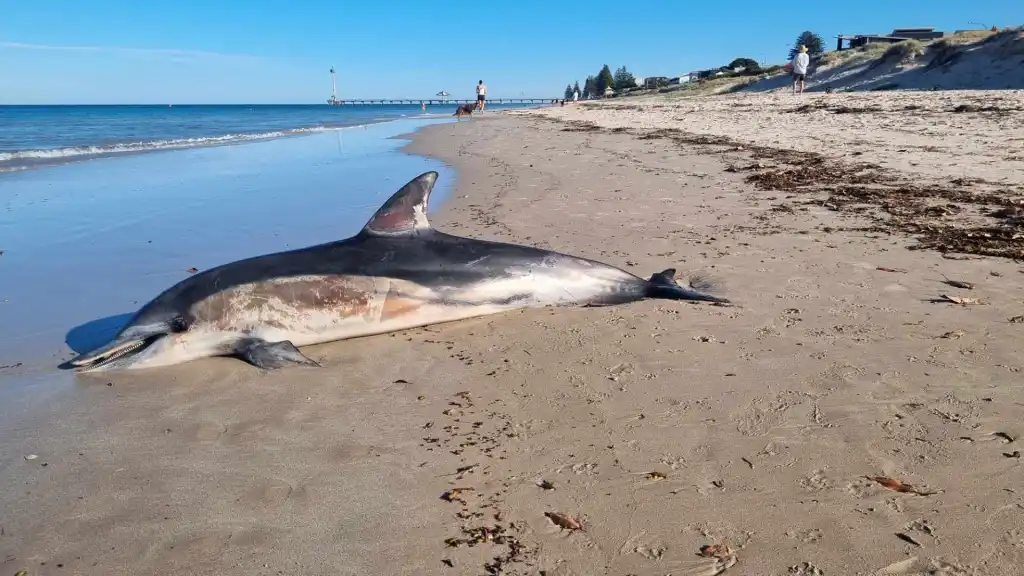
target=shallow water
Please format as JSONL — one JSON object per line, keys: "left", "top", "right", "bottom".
{"left": 0, "top": 117, "right": 454, "bottom": 413}
{"left": 0, "top": 103, "right": 537, "bottom": 172}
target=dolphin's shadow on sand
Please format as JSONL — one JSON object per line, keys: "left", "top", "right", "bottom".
{"left": 64, "top": 313, "right": 133, "bottom": 355}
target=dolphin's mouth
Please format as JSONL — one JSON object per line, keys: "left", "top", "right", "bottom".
{"left": 64, "top": 335, "right": 163, "bottom": 371}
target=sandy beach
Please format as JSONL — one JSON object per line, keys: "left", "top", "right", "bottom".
{"left": 3, "top": 94, "right": 1024, "bottom": 576}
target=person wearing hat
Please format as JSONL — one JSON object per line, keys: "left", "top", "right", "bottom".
{"left": 792, "top": 45, "right": 810, "bottom": 94}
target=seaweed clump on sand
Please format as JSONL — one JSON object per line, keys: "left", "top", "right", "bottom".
{"left": 559, "top": 121, "right": 602, "bottom": 133}
{"left": 442, "top": 522, "right": 535, "bottom": 575}
{"left": 617, "top": 122, "right": 1024, "bottom": 260}
{"left": 742, "top": 155, "right": 1024, "bottom": 259}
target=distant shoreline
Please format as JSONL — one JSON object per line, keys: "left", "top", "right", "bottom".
{"left": 0, "top": 122, "right": 374, "bottom": 174}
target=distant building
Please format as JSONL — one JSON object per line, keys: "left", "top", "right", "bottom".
{"left": 643, "top": 76, "right": 670, "bottom": 89}
{"left": 604, "top": 86, "right": 615, "bottom": 97}
{"left": 835, "top": 26, "right": 950, "bottom": 51}
{"left": 695, "top": 68, "right": 730, "bottom": 80}
{"left": 891, "top": 27, "right": 950, "bottom": 41}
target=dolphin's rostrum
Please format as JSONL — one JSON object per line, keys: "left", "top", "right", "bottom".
{"left": 65, "top": 171, "right": 729, "bottom": 372}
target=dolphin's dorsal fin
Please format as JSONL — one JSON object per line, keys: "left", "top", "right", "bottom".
{"left": 361, "top": 171, "right": 438, "bottom": 236}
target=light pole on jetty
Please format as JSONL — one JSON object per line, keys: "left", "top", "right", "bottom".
{"left": 327, "top": 67, "right": 341, "bottom": 106}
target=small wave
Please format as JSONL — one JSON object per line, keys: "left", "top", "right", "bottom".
{"left": 0, "top": 126, "right": 339, "bottom": 167}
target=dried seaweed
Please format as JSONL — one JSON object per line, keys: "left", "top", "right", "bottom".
{"left": 552, "top": 120, "right": 1024, "bottom": 260}
{"left": 865, "top": 475, "right": 939, "bottom": 496}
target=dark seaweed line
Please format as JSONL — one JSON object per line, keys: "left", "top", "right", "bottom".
{"left": 544, "top": 118, "right": 1024, "bottom": 260}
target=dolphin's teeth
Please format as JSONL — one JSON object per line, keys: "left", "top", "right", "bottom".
{"left": 107, "top": 341, "right": 143, "bottom": 361}
{"left": 76, "top": 339, "right": 146, "bottom": 368}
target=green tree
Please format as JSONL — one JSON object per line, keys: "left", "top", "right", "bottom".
{"left": 573, "top": 81, "right": 581, "bottom": 97}
{"left": 727, "top": 58, "right": 761, "bottom": 71}
{"left": 582, "top": 75, "right": 597, "bottom": 99}
{"left": 595, "top": 64, "right": 615, "bottom": 96}
{"left": 613, "top": 66, "right": 637, "bottom": 90}
{"left": 788, "top": 31, "right": 825, "bottom": 60}
{"left": 564, "top": 84, "right": 574, "bottom": 100}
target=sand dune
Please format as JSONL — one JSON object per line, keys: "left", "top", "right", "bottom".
{"left": 747, "top": 27, "right": 1024, "bottom": 93}
{"left": 644, "top": 27, "right": 1024, "bottom": 97}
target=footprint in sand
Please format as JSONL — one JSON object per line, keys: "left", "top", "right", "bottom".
{"left": 151, "top": 528, "right": 272, "bottom": 566}
{"left": 236, "top": 479, "right": 294, "bottom": 509}
{"left": 785, "top": 528, "right": 823, "bottom": 543}
{"left": 632, "top": 544, "right": 666, "bottom": 560}
{"left": 802, "top": 362, "right": 864, "bottom": 394}
{"left": 789, "top": 562, "right": 825, "bottom": 576}
{"left": 843, "top": 476, "right": 878, "bottom": 499}
{"left": 733, "top": 392, "right": 801, "bottom": 437}
{"left": 223, "top": 416, "right": 286, "bottom": 445}
{"left": 798, "top": 469, "right": 834, "bottom": 492}
{"left": 190, "top": 421, "right": 227, "bottom": 443}
{"left": 150, "top": 530, "right": 231, "bottom": 564}
{"left": 330, "top": 443, "right": 389, "bottom": 464}
{"left": 663, "top": 555, "right": 739, "bottom": 576}
{"left": 781, "top": 308, "right": 803, "bottom": 328}
{"left": 570, "top": 462, "right": 598, "bottom": 475}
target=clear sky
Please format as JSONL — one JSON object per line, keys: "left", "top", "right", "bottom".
{"left": 0, "top": 1, "right": 1018, "bottom": 104}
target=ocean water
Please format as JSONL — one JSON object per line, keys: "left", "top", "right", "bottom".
{"left": 0, "top": 103, "right": 535, "bottom": 172}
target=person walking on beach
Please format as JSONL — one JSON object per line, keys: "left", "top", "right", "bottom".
{"left": 792, "top": 45, "right": 810, "bottom": 95}
{"left": 476, "top": 80, "right": 487, "bottom": 112}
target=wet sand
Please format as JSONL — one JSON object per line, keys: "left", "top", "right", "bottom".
{"left": 2, "top": 98, "right": 1024, "bottom": 575}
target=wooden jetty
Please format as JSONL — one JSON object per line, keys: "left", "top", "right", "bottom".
{"left": 327, "top": 98, "right": 558, "bottom": 106}
{"left": 324, "top": 69, "right": 558, "bottom": 106}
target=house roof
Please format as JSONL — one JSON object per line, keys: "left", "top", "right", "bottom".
{"left": 837, "top": 34, "right": 907, "bottom": 41}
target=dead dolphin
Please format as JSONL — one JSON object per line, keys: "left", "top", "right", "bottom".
{"left": 66, "top": 171, "right": 727, "bottom": 372}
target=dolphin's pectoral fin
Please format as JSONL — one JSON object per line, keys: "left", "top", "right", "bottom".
{"left": 239, "top": 339, "right": 320, "bottom": 370}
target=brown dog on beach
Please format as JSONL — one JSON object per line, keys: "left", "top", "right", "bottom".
{"left": 454, "top": 103, "right": 475, "bottom": 119}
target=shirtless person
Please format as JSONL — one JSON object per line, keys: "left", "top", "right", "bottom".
{"left": 476, "top": 80, "right": 487, "bottom": 111}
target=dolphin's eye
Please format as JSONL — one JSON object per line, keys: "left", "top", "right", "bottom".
{"left": 169, "top": 317, "right": 188, "bottom": 332}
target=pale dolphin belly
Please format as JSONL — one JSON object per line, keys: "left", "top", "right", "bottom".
{"left": 184, "top": 264, "right": 640, "bottom": 348}
{"left": 183, "top": 275, "right": 511, "bottom": 349}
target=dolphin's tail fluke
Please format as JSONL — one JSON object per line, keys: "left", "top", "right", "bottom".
{"left": 645, "top": 269, "right": 730, "bottom": 303}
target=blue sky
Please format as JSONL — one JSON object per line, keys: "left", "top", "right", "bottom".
{"left": 0, "top": 1, "right": 1017, "bottom": 104}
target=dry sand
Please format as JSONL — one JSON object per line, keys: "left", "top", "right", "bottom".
{"left": 3, "top": 94, "right": 1024, "bottom": 576}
